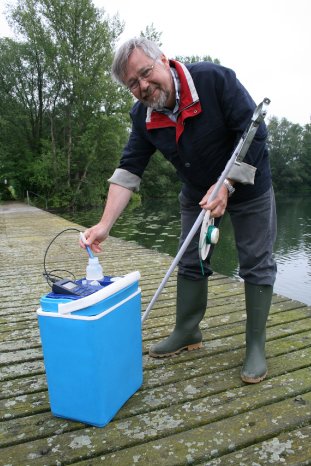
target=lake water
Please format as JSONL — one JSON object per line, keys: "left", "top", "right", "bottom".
{"left": 61, "top": 195, "right": 311, "bottom": 306}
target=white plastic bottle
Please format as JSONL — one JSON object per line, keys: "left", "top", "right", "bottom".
{"left": 86, "top": 257, "right": 104, "bottom": 282}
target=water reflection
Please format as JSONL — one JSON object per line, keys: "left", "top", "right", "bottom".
{"left": 273, "top": 196, "right": 311, "bottom": 304}
{"left": 61, "top": 195, "right": 311, "bottom": 305}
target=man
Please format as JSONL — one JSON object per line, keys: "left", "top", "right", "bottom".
{"left": 81, "top": 37, "right": 277, "bottom": 384}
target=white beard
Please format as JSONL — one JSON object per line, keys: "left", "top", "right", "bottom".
{"left": 142, "top": 87, "right": 170, "bottom": 111}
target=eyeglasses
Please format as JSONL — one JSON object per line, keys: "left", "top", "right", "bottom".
{"left": 127, "top": 63, "right": 155, "bottom": 91}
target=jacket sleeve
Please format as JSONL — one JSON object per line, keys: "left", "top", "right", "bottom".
{"left": 108, "top": 108, "right": 156, "bottom": 191}
{"left": 108, "top": 168, "right": 142, "bottom": 192}
{"left": 119, "top": 122, "right": 156, "bottom": 176}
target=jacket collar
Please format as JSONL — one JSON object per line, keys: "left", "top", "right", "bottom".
{"left": 145, "top": 60, "right": 202, "bottom": 140}
{"left": 171, "top": 60, "right": 200, "bottom": 109}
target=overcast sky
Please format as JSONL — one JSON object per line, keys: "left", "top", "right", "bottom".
{"left": 1, "top": 0, "right": 310, "bottom": 125}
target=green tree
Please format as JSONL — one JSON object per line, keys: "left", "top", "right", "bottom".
{"left": 140, "top": 23, "right": 163, "bottom": 46}
{"left": 1, "top": 0, "right": 132, "bottom": 208}
{"left": 267, "top": 117, "right": 307, "bottom": 192}
{"left": 140, "top": 151, "right": 180, "bottom": 199}
{"left": 0, "top": 38, "right": 39, "bottom": 196}
{"left": 300, "top": 123, "right": 311, "bottom": 188}
{"left": 175, "top": 54, "right": 220, "bottom": 64}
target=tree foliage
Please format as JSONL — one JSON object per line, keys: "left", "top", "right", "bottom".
{"left": 140, "top": 23, "right": 162, "bottom": 47}
{"left": 175, "top": 54, "right": 220, "bottom": 65}
{"left": 140, "top": 151, "right": 180, "bottom": 199}
{"left": 0, "top": 0, "right": 132, "bottom": 208}
{"left": 267, "top": 117, "right": 311, "bottom": 192}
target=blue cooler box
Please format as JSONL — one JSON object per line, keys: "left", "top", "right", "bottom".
{"left": 37, "top": 271, "right": 142, "bottom": 427}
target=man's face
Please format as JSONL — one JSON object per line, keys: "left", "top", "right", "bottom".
{"left": 125, "top": 48, "right": 175, "bottom": 110}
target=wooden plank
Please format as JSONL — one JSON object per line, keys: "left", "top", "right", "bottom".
{"left": 71, "top": 394, "right": 311, "bottom": 465}
{"left": 0, "top": 312, "right": 310, "bottom": 371}
{"left": 1, "top": 322, "right": 310, "bottom": 384}
{"left": 1, "top": 345, "right": 311, "bottom": 426}
{"left": 0, "top": 299, "right": 309, "bottom": 350}
{"left": 200, "top": 425, "right": 311, "bottom": 465}
{"left": 1, "top": 387, "right": 311, "bottom": 464}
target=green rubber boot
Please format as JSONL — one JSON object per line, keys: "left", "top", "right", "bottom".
{"left": 149, "top": 275, "right": 207, "bottom": 358}
{"left": 241, "top": 282, "right": 273, "bottom": 383}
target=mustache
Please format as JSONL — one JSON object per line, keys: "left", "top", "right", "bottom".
{"left": 142, "top": 85, "right": 156, "bottom": 100}
{"left": 141, "top": 86, "right": 169, "bottom": 111}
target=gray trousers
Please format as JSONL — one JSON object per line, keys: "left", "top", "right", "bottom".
{"left": 178, "top": 187, "right": 277, "bottom": 286}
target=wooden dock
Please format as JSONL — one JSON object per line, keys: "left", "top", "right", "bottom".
{"left": 0, "top": 201, "right": 310, "bottom": 465}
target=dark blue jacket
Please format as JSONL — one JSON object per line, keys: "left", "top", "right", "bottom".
{"left": 119, "top": 60, "right": 272, "bottom": 203}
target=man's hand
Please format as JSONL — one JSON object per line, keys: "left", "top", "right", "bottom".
{"left": 79, "top": 223, "right": 110, "bottom": 253}
{"left": 79, "top": 183, "right": 133, "bottom": 253}
{"left": 199, "top": 183, "right": 229, "bottom": 217}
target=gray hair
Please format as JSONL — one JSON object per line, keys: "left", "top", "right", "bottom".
{"left": 112, "top": 37, "right": 164, "bottom": 85}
